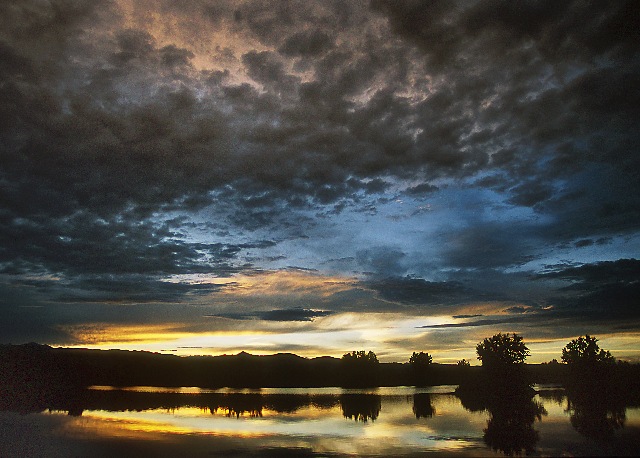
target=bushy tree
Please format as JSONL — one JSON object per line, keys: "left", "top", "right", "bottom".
{"left": 342, "top": 350, "right": 379, "bottom": 364}
{"left": 562, "top": 335, "right": 615, "bottom": 367}
{"left": 340, "top": 351, "right": 379, "bottom": 387}
{"left": 409, "top": 351, "right": 432, "bottom": 366}
{"left": 408, "top": 351, "right": 433, "bottom": 386}
{"left": 476, "top": 333, "right": 530, "bottom": 369}
{"left": 457, "top": 359, "right": 470, "bottom": 367}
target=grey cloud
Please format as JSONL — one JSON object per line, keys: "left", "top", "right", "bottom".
{"left": 538, "top": 259, "right": 640, "bottom": 322}
{"left": 574, "top": 239, "right": 594, "bottom": 248}
{"left": 371, "top": 1, "right": 639, "bottom": 68}
{"left": 1, "top": 0, "right": 639, "bottom": 335}
{"left": 503, "top": 306, "right": 530, "bottom": 314}
{"left": 406, "top": 183, "right": 439, "bottom": 196}
{"left": 160, "top": 45, "right": 195, "bottom": 67}
{"left": 441, "top": 222, "right": 536, "bottom": 269}
{"left": 366, "top": 276, "right": 470, "bottom": 306}
{"left": 278, "top": 29, "right": 333, "bottom": 57}
{"left": 205, "top": 308, "right": 333, "bottom": 322}
{"left": 49, "top": 276, "right": 228, "bottom": 305}
{"left": 418, "top": 318, "right": 520, "bottom": 329}
{"left": 356, "top": 247, "right": 406, "bottom": 277}
{"left": 539, "top": 258, "right": 640, "bottom": 286}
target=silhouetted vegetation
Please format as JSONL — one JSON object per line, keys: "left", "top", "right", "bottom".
{"left": 562, "top": 335, "right": 616, "bottom": 387}
{"left": 476, "top": 332, "right": 530, "bottom": 380}
{"left": 412, "top": 393, "right": 435, "bottom": 419}
{"left": 482, "top": 395, "right": 546, "bottom": 456}
{"left": 457, "top": 384, "right": 546, "bottom": 456}
{"left": 408, "top": 351, "right": 432, "bottom": 386}
{"left": 453, "top": 333, "right": 544, "bottom": 456}
{"left": 566, "top": 389, "right": 627, "bottom": 443}
{"left": 2, "top": 340, "right": 639, "bottom": 395}
{"left": 555, "top": 335, "right": 640, "bottom": 443}
{"left": 456, "top": 333, "right": 533, "bottom": 401}
{"left": 339, "top": 351, "right": 380, "bottom": 387}
{"left": 339, "top": 394, "right": 381, "bottom": 422}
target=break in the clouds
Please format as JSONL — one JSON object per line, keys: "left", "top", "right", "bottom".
{"left": 1, "top": 1, "right": 639, "bottom": 362}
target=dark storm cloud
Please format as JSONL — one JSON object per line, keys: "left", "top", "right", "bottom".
{"left": 365, "top": 276, "right": 471, "bottom": 306}
{"left": 0, "top": 210, "right": 269, "bottom": 277}
{"left": 50, "top": 276, "right": 227, "bottom": 304}
{"left": 539, "top": 259, "right": 640, "bottom": 322}
{"left": 370, "top": 0, "right": 640, "bottom": 235}
{"left": 539, "top": 258, "right": 640, "bottom": 285}
{"left": 441, "top": 221, "right": 537, "bottom": 270}
{"left": 3, "top": 0, "right": 638, "bottom": 219}
{"left": 278, "top": 29, "right": 334, "bottom": 57}
{"left": 356, "top": 247, "right": 406, "bottom": 277}
{"left": 418, "top": 318, "right": 521, "bottom": 329}
{"left": 205, "top": 308, "right": 333, "bottom": 322}
{"left": 1, "top": 0, "right": 639, "bottom": 342}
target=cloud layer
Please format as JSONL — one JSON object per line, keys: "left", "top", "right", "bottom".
{"left": 1, "top": 1, "right": 639, "bottom": 360}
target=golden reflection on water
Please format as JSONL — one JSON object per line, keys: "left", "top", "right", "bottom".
{"left": 19, "top": 388, "right": 639, "bottom": 457}
{"left": 44, "top": 391, "right": 489, "bottom": 455}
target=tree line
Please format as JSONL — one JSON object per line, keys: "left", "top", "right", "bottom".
{"left": 342, "top": 333, "right": 629, "bottom": 387}
{"left": 1, "top": 335, "right": 637, "bottom": 392}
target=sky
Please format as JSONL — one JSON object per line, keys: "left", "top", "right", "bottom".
{"left": 1, "top": 0, "right": 639, "bottom": 364}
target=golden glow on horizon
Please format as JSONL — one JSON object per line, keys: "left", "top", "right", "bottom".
{"left": 62, "top": 312, "right": 456, "bottom": 360}
{"left": 61, "top": 321, "right": 640, "bottom": 363}
{"left": 56, "top": 267, "right": 640, "bottom": 364}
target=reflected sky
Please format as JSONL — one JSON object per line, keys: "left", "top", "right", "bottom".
{"left": 2, "top": 387, "right": 639, "bottom": 457}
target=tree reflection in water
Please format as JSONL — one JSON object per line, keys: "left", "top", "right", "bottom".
{"left": 483, "top": 395, "right": 546, "bottom": 456}
{"left": 412, "top": 393, "right": 435, "bottom": 419}
{"left": 208, "top": 393, "right": 264, "bottom": 418}
{"left": 458, "top": 387, "right": 546, "bottom": 456}
{"left": 566, "top": 389, "right": 626, "bottom": 442}
{"left": 339, "top": 394, "right": 381, "bottom": 422}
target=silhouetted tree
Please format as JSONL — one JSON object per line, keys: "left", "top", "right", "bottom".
{"left": 342, "top": 350, "right": 379, "bottom": 364}
{"left": 456, "top": 333, "right": 532, "bottom": 397}
{"left": 562, "top": 335, "right": 616, "bottom": 387}
{"left": 409, "top": 351, "right": 432, "bottom": 365}
{"left": 476, "top": 333, "right": 529, "bottom": 369}
{"left": 456, "top": 359, "right": 470, "bottom": 367}
{"left": 340, "top": 351, "right": 380, "bottom": 387}
{"left": 562, "top": 335, "right": 614, "bottom": 367}
{"left": 409, "top": 351, "right": 432, "bottom": 386}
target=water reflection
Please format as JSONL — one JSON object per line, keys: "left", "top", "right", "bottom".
{"left": 339, "top": 394, "right": 381, "bottom": 422}
{"left": 1, "top": 386, "right": 639, "bottom": 456}
{"left": 566, "top": 389, "right": 628, "bottom": 442}
{"left": 457, "top": 387, "right": 547, "bottom": 456}
{"left": 483, "top": 397, "right": 546, "bottom": 456}
{"left": 413, "top": 393, "right": 435, "bottom": 419}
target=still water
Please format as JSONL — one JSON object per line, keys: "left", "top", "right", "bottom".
{"left": 1, "top": 386, "right": 639, "bottom": 457}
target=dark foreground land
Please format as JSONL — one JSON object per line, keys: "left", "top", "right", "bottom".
{"left": 2, "top": 343, "right": 639, "bottom": 394}
{"left": 1, "top": 343, "right": 556, "bottom": 389}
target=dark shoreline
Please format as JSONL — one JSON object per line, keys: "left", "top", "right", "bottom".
{"left": 1, "top": 342, "right": 573, "bottom": 390}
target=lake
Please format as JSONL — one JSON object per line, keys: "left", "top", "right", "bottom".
{"left": 1, "top": 385, "right": 639, "bottom": 456}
